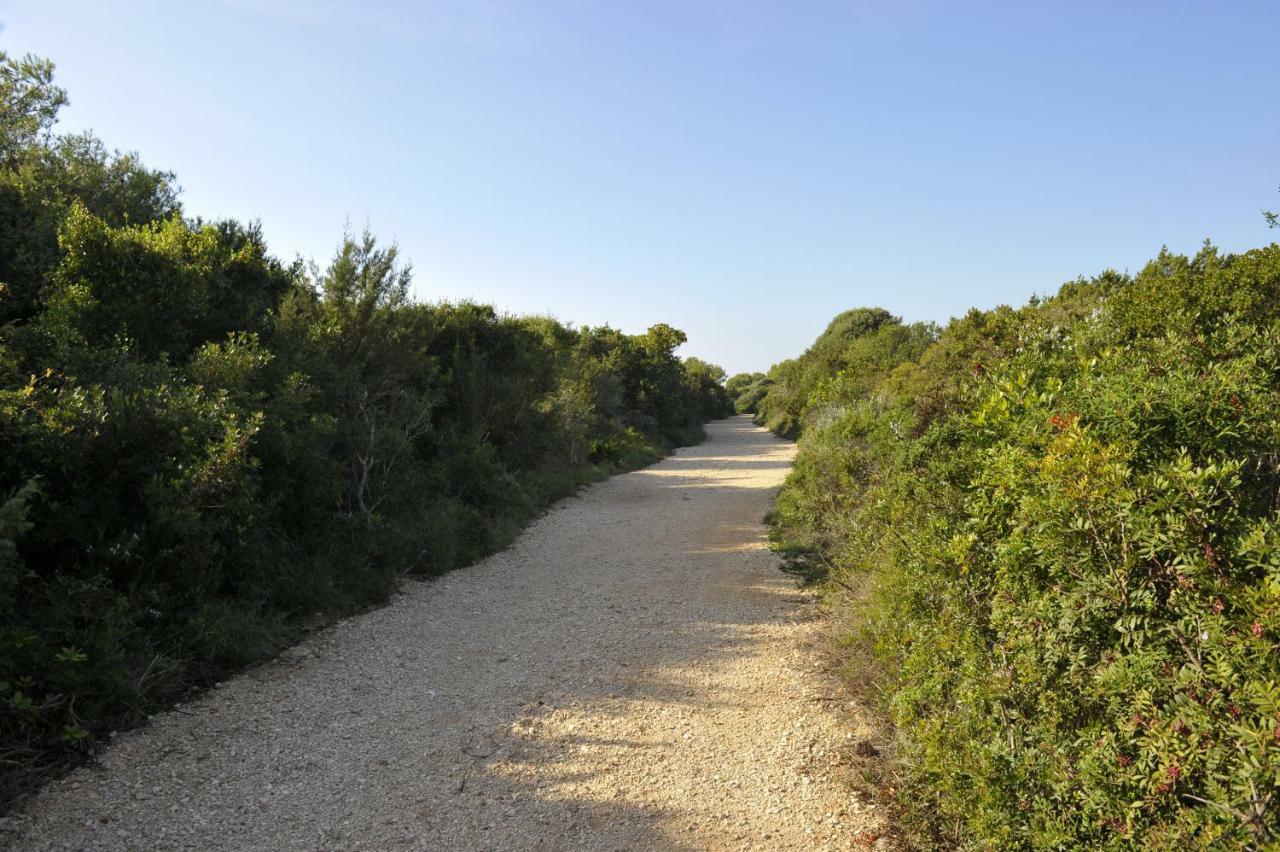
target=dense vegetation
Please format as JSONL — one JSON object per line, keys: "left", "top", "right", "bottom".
{"left": 724, "top": 371, "right": 770, "bottom": 415}
{"left": 741, "top": 245, "right": 1280, "bottom": 847}
{"left": 0, "top": 53, "right": 732, "bottom": 807}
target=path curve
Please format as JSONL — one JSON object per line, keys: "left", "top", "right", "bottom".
{"left": 9, "top": 416, "right": 889, "bottom": 850}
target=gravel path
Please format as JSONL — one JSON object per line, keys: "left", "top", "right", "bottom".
{"left": 8, "top": 415, "right": 891, "bottom": 851}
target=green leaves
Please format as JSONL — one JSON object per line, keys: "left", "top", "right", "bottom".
{"left": 772, "top": 244, "right": 1280, "bottom": 847}
{"left": 0, "top": 51, "right": 737, "bottom": 806}
{"left": 0, "top": 51, "right": 66, "bottom": 165}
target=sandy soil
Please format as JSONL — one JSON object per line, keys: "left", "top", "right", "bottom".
{"left": 7, "top": 415, "right": 891, "bottom": 851}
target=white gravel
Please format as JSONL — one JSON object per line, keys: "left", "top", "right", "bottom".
{"left": 6, "top": 415, "right": 891, "bottom": 850}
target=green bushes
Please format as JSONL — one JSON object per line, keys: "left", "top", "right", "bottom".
{"left": 724, "top": 371, "right": 771, "bottom": 414}
{"left": 0, "top": 52, "right": 731, "bottom": 807}
{"left": 769, "top": 247, "right": 1280, "bottom": 846}
{"left": 747, "top": 308, "right": 936, "bottom": 437}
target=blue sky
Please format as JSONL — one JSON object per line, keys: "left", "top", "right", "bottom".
{"left": 4, "top": 1, "right": 1277, "bottom": 374}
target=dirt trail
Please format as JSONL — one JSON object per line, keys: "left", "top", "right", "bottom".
{"left": 9, "top": 416, "right": 891, "bottom": 850}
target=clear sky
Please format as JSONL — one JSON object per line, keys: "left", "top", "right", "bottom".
{"left": 3, "top": 1, "right": 1277, "bottom": 374}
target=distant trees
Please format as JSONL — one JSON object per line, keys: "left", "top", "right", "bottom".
{"left": 727, "top": 308, "right": 936, "bottom": 436}
{"left": 0, "top": 52, "right": 731, "bottom": 805}
{"left": 724, "top": 371, "right": 770, "bottom": 414}
{"left": 682, "top": 357, "right": 733, "bottom": 421}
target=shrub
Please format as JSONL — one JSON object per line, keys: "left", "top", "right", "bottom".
{"left": 0, "top": 51, "right": 735, "bottom": 808}
{"left": 769, "top": 245, "right": 1280, "bottom": 847}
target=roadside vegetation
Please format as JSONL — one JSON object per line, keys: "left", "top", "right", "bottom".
{"left": 0, "top": 53, "right": 732, "bottom": 808}
{"left": 731, "top": 245, "right": 1280, "bottom": 846}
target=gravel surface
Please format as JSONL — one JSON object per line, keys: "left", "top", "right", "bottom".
{"left": 7, "top": 415, "right": 892, "bottom": 851}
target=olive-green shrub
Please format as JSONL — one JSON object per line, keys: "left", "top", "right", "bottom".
{"left": 0, "top": 52, "right": 732, "bottom": 807}
{"left": 770, "top": 248, "right": 1280, "bottom": 847}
